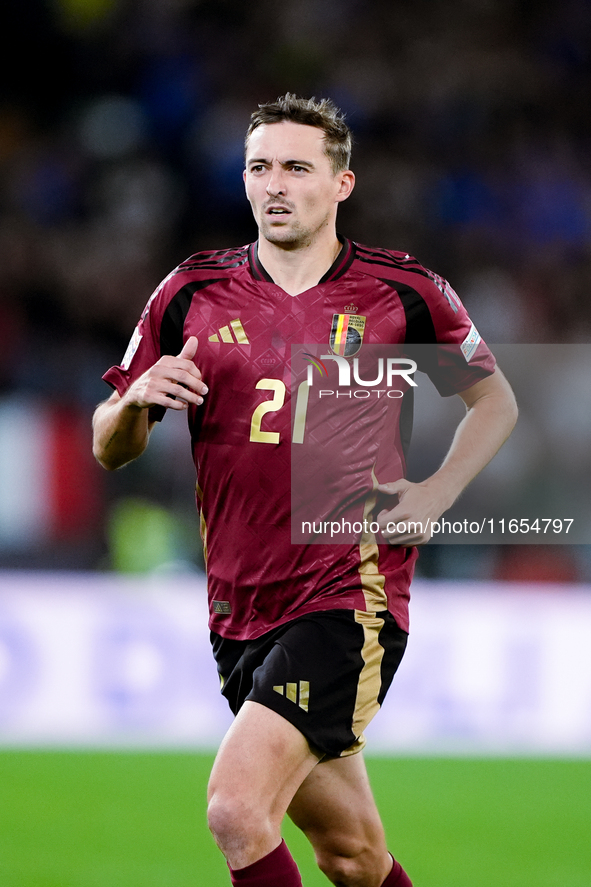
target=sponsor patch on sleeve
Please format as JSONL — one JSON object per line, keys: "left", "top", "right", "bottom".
{"left": 121, "top": 326, "right": 143, "bottom": 370}
{"left": 460, "top": 322, "right": 481, "bottom": 362}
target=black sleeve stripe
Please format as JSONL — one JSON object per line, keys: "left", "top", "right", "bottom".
{"left": 355, "top": 244, "right": 423, "bottom": 271}
{"left": 159, "top": 279, "right": 221, "bottom": 357}
{"left": 176, "top": 257, "right": 248, "bottom": 274}
{"left": 355, "top": 244, "right": 446, "bottom": 292}
{"left": 356, "top": 256, "right": 429, "bottom": 277}
{"left": 383, "top": 279, "right": 436, "bottom": 463}
{"left": 380, "top": 280, "right": 437, "bottom": 343}
{"left": 355, "top": 244, "right": 400, "bottom": 260}
{"left": 400, "top": 286, "right": 437, "bottom": 344}
{"left": 176, "top": 247, "right": 248, "bottom": 273}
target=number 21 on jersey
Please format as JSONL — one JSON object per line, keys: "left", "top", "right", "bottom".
{"left": 249, "top": 378, "right": 309, "bottom": 444}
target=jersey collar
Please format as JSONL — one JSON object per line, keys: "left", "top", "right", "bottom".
{"left": 248, "top": 235, "right": 356, "bottom": 286}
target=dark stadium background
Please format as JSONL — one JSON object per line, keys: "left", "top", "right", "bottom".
{"left": 0, "top": 2, "right": 590, "bottom": 886}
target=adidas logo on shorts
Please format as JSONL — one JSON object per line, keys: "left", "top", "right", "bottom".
{"left": 273, "top": 681, "right": 309, "bottom": 712}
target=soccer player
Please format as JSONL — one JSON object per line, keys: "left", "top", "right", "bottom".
{"left": 92, "top": 95, "right": 517, "bottom": 887}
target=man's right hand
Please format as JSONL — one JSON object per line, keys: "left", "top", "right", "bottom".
{"left": 122, "top": 336, "right": 208, "bottom": 412}
{"left": 92, "top": 337, "right": 207, "bottom": 469}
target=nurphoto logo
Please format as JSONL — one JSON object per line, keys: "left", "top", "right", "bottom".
{"left": 305, "top": 352, "right": 417, "bottom": 399}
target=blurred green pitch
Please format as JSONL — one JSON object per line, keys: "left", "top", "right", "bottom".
{"left": 0, "top": 752, "right": 589, "bottom": 887}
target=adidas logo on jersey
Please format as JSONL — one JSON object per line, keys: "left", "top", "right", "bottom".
{"left": 273, "top": 681, "right": 309, "bottom": 712}
{"left": 208, "top": 318, "right": 249, "bottom": 344}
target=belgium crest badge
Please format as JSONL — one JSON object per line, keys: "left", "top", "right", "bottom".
{"left": 329, "top": 312, "right": 366, "bottom": 357}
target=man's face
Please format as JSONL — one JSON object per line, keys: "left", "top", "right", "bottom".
{"left": 244, "top": 121, "right": 353, "bottom": 248}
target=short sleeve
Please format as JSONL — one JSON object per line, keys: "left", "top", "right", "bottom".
{"left": 404, "top": 272, "right": 496, "bottom": 396}
{"left": 102, "top": 277, "right": 172, "bottom": 421}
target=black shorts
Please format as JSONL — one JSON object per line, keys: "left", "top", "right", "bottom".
{"left": 210, "top": 608, "right": 408, "bottom": 758}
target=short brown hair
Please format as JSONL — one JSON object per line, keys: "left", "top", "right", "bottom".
{"left": 245, "top": 93, "right": 352, "bottom": 173}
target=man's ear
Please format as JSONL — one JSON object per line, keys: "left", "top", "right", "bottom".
{"left": 335, "top": 170, "right": 355, "bottom": 203}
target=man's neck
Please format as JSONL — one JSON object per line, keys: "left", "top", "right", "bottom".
{"left": 257, "top": 233, "right": 342, "bottom": 296}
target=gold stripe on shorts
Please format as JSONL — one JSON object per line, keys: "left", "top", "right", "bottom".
{"left": 351, "top": 609, "right": 386, "bottom": 740}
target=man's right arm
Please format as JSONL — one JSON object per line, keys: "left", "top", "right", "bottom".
{"left": 92, "top": 336, "right": 207, "bottom": 470}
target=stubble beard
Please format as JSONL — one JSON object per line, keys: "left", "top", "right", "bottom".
{"left": 259, "top": 211, "right": 331, "bottom": 251}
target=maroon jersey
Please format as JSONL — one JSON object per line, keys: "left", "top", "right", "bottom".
{"left": 103, "top": 237, "right": 495, "bottom": 640}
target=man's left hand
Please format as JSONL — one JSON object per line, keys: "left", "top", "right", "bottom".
{"left": 375, "top": 479, "right": 448, "bottom": 546}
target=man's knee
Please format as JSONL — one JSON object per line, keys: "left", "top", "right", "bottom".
{"left": 315, "top": 838, "right": 386, "bottom": 887}
{"left": 207, "top": 790, "right": 264, "bottom": 853}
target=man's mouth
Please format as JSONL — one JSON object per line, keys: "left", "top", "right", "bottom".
{"left": 265, "top": 205, "right": 292, "bottom": 215}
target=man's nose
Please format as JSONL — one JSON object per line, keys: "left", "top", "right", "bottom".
{"left": 266, "top": 166, "right": 286, "bottom": 196}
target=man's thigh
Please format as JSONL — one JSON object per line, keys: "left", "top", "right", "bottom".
{"left": 208, "top": 699, "right": 320, "bottom": 821}
{"left": 207, "top": 700, "right": 321, "bottom": 869}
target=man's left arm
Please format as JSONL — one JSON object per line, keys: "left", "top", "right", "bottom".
{"left": 377, "top": 367, "right": 518, "bottom": 545}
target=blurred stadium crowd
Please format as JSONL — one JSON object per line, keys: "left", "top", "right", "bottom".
{"left": 0, "top": 0, "right": 590, "bottom": 579}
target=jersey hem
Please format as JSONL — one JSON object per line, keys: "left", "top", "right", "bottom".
{"left": 208, "top": 597, "right": 410, "bottom": 642}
